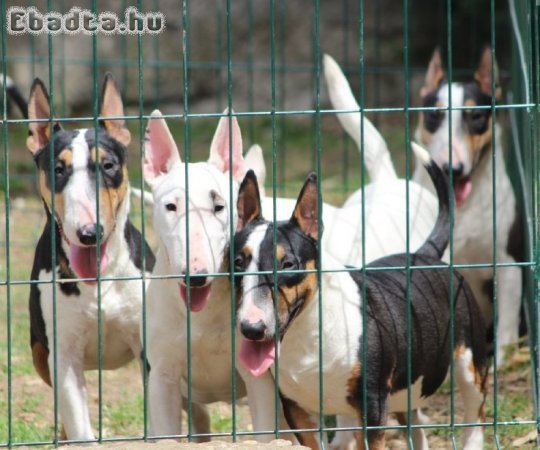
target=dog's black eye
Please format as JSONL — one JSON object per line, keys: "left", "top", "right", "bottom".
{"left": 214, "top": 204, "right": 225, "bottom": 213}
{"left": 423, "top": 109, "right": 445, "bottom": 133}
{"left": 54, "top": 162, "right": 65, "bottom": 176}
{"left": 463, "top": 109, "right": 489, "bottom": 134}
{"left": 102, "top": 161, "right": 116, "bottom": 172}
{"left": 165, "top": 203, "right": 177, "bottom": 212}
{"left": 234, "top": 254, "right": 245, "bottom": 272}
{"left": 280, "top": 258, "right": 297, "bottom": 271}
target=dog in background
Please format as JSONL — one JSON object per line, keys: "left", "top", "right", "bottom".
{"left": 414, "top": 47, "right": 522, "bottom": 361}
{"left": 21, "top": 75, "right": 155, "bottom": 440}
{"left": 233, "top": 143, "right": 487, "bottom": 450}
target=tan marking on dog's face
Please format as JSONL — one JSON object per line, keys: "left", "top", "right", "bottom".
{"left": 58, "top": 148, "right": 73, "bottom": 167}
{"left": 276, "top": 245, "right": 285, "bottom": 261}
{"left": 277, "top": 260, "right": 317, "bottom": 321}
{"left": 32, "top": 342, "right": 51, "bottom": 387}
{"left": 464, "top": 99, "right": 476, "bottom": 108}
{"left": 98, "top": 164, "right": 129, "bottom": 228}
{"left": 90, "top": 146, "right": 106, "bottom": 164}
{"left": 39, "top": 171, "right": 65, "bottom": 220}
{"left": 464, "top": 120, "right": 492, "bottom": 165}
{"left": 242, "top": 245, "right": 252, "bottom": 259}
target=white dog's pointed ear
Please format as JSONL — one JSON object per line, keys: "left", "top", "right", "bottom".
{"left": 291, "top": 173, "right": 321, "bottom": 241}
{"left": 421, "top": 47, "right": 445, "bottom": 97}
{"left": 475, "top": 46, "right": 501, "bottom": 100}
{"left": 208, "top": 108, "right": 245, "bottom": 182}
{"left": 244, "top": 144, "right": 266, "bottom": 197}
{"left": 143, "top": 110, "right": 181, "bottom": 185}
{"left": 236, "top": 170, "right": 262, "bottom": 232}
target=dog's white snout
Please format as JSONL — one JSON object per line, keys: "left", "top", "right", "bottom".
{"left": 244, "top": 302, "right": 266, "bottom": 325}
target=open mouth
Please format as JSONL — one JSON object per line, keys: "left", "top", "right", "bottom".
{"left": 179, "top": 283, "right": 212, "bottom": 312}
{"left": 452, "top": 177, "right": 472, "bottom": 208}
{"left": 239, "top": 337, "right": 281, "bottom": 377}
{"left": 69, "top": 241, "right": 109, "bottom": 285}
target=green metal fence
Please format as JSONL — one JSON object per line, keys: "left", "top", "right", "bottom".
{"left": 0, "top": 0, "right": 538, "bottom": 448}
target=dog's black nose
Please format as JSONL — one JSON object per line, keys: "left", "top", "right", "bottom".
{"left": 442, "top": 162, "right": 464, "bottom": 178}
{"left": 240, "top": 320, "right": 267, "bottom": 341}
{"left": 184, "top": 270, "right": 208, "bottom": 287}
{"left": 77, "top": 224, "right": 104, "bottom": 246}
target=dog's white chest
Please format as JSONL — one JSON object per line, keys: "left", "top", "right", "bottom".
{"left": 38, "top": 265, "right": 143, "bottom": 370}
{"left": 275, "top": 272, "right": 362, "bottom": 416}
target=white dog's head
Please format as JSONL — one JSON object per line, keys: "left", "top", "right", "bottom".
{"left": 144, "top": 110, "right": 247, "bottom": 311}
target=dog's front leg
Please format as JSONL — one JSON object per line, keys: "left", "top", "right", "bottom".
{"left": 49, "top": 352, "right": 94, "bottom": 441}
{"left": 239, "top": 367, "right": 296, "bottom": 443}
{"left": 495, "top": 261, "right": 522, "bottom": 362}
{"left": 148, "top": 359, "right": 183, "bottom": 438}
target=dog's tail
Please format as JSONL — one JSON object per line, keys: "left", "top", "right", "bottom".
{"left": 323, "top": 54, "right": 397, "bottom": 183}
{"left": 412, "top": 142, "right": 450, "bottom": 259}
{"left": 0, "top": 74, "right": 28, "bottom": 119}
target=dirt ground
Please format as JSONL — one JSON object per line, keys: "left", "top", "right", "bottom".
{"left": 63, "top": 440, "right": 307, "bottom": 449}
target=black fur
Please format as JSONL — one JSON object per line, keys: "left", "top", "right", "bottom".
{"left": 346, "top": 158, "right": 486, "bottom": 428}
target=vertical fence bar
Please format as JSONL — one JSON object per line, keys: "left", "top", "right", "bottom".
{"left": 356, "top": 0, "right": 369, "bottom": 447}
{"left": 533, "top": 2, "right": 540, "bottom": 446}
{"left": 181, "top": 0, "right": 194, "bottom": 440}
{"left": 489, "top": 1, "right": 501, "bottom": 446}
{"left": 270, "top": 0, "right": 281, "bottom": 439}
{"left": 402, "top": 0, "right": 413, "bottom": 447}
{"left": 445, "top": 0, "right": 458, "bottom": 447}
{"left": 312, "top": 0, "right": 325, "bottom": 442}
{"left": 137, "top": 0, "right": 150, "bottom": 441}
{"left": 46, "top": 0, "right": 59, "bottom": 444}
{"left": 225, "top": 0, "right": 239, "bottom": 442}
{"left": 90, "top": 0, "right": 104, "bottom": 442}
{"left": 0, "top": 0, "right": 12, "bottom": 446}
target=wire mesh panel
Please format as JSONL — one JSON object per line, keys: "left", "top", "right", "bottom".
{"left": 0, "top": 0, "right": 538, "bottom": 448}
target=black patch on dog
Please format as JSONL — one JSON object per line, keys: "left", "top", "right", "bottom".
{"left": 29, "top": 212, "right": 81, "bottom": 352}
{"left": 506, "top": 203, "right": 525, "bottom": 263}
{"left": 84, "top": 128, "right": 126, "bottom": 189}
{"left": 462, "top": 82, "right": 492, "bottom": 135}
{"left": 34, "top": 128, "right": 77, "bottom": 193}
{"left": 422, "top": 91, "right": 445, "bottom": 133}
{"left": 124, "top": 221, "right": 156, "bottom": 273}
{"left": 347, "top": 253, "right": 487, "bottom": 428}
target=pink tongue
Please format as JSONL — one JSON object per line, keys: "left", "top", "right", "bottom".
{"left": 69, "top": 243, "right": 109, "bottom": 284}
{"left": 239, "top": 338, "right": 280, "bottom": 377}
{"left": 454, "top": 179, "right": 472, "bottom": 208}
{"left": 179, "top": 284, "right": 212, "bottom": 312}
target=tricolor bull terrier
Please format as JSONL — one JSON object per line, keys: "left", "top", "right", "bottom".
{"left": 25, "top": 74, "right": 156, "bottom": 441}
{"left": 233, "top": 144, "right": 487, "bottom": 450}
{"left": 414, "top": 47, "right": 523, "bottom": 361}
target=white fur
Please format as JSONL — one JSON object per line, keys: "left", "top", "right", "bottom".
{"left": 414, "top": 82, "right": 521, "bottom": 361}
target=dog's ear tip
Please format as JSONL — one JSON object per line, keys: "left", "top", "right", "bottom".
{"left": 150, "top": 109, "right": 163, "bottom": 118}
